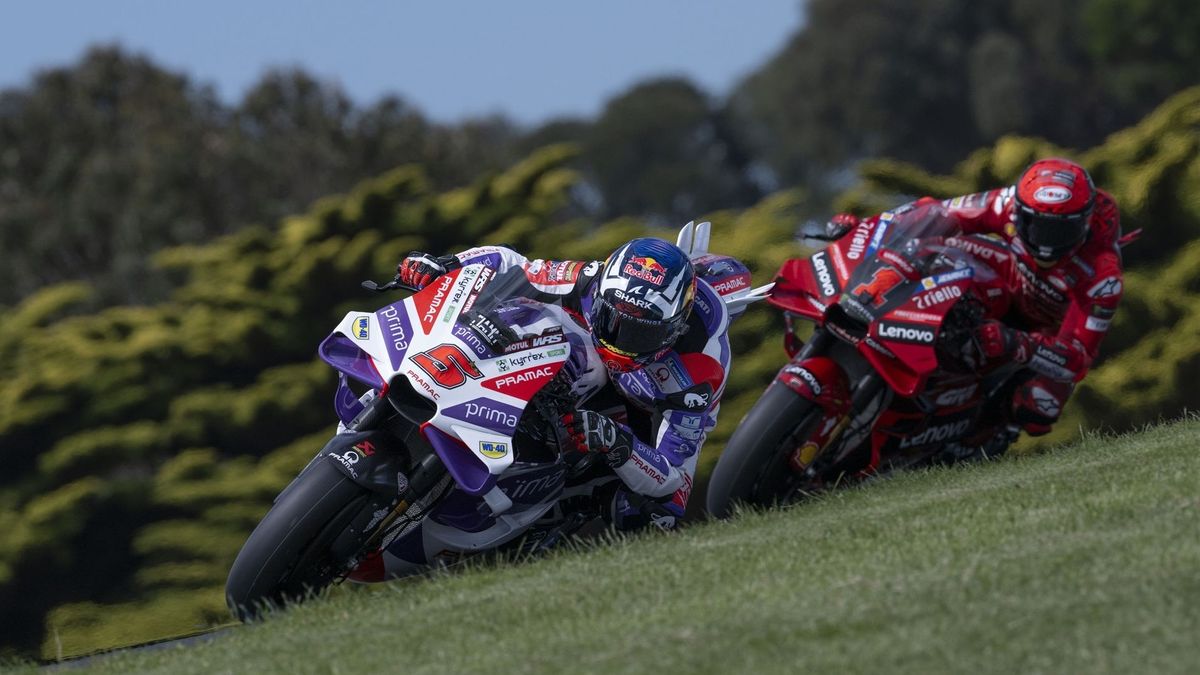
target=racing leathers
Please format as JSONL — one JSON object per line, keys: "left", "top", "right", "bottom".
{"left": 434, "top": 245, "right": 732, "bottom": 528}
{"left": 842, "top": 186, "right": 1124, "bottom": 438}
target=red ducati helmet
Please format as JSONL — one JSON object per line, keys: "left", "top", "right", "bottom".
{"left": 1013, "top": 158, "right": 1096, "bottom": 263}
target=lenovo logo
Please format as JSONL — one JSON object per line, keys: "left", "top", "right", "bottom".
{"left": 877, "top": 321, "right": 935, "bottom": 344}
{"left": 812, "top": 252, "right": 837, "bottom": 297}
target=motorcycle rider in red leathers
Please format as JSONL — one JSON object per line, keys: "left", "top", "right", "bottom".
{"left": 827, "top": 158, "right": 1126, "bottom": 452}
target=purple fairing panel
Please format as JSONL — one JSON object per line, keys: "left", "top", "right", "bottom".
{"left": 376, "top": 300, "right": 415, "bottom": 370}
{"left": 384, "top": 524, "right": 429, "bottom": 565}
{"left": 334, "top": 373, "right": 366, "bottom": 424}
{"left": 690, "top": 283, "right": 725, "bottom": 335}
{"left": 428, "top": 489, "right": 496, "bottom": 532}
{"left": 422, "top": 423, "right": 496, "bottom": 496}
{"left": 441, "top": 397, "right": 523, "bottom": 435}
{"left": 428, "top": 462, "right": 566, "bottom": 532}
{"left": 497, "top": 463, "right": 567, "bottom": 506}
{"left": 451, "top": 322, "right": 494, "bottom": 359}
{"left": 492, "top": 299, "right": 552, "bottom": 327}
{"left": 319, "top": 333, "right": 386, "bottom": 389}
{"left": 693, "top": 253, "right": 752, "bottom": 296}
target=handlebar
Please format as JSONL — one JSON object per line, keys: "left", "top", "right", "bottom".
{"left": 361, "top": 274, "right": 419, "bottom": 293}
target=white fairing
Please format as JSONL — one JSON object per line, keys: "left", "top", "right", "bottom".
{"left": 331, "top": 264, "right": 598, "bottom": 477}
{"left": 328, "top": 264, "right": 605, "bottom": 567}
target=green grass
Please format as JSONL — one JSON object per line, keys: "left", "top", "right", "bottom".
{"left": 19, "top": 420, "right": 1200, "bottom": 674}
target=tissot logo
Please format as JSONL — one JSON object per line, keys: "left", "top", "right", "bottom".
{"left": 811, "top": 251, "right": 837, "bottom": 297}
{"left": 877, "top": 321, "right": 935, "bottom": 344}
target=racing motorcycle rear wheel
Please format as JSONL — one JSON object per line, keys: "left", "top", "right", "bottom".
{"left": 705, "top": 382, "right": 823, "bottom": 518}
{"left": 225, "top": 461, "right": 372, "bottom": 621}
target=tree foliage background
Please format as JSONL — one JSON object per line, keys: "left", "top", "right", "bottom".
{"left": 0, "top": 0, "right": 1198, "bottom": 660}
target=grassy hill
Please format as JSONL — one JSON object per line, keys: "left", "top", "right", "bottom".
{"left": 18, "top": 418, "right": 1199, "bottom": 674}
{"left": 2, "top": 87, "right": 1197, "bottom": 658}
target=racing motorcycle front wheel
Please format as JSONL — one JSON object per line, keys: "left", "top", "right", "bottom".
{"left": 705, "top": 382, "right": 823, "bottom": 518}
{"left": 225, "top": 461, "right": 373, "bottom": 621}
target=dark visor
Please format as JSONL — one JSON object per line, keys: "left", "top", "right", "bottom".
{"left": 1015, "top": 204, "right": 1088, "bottom": 258}
{"left": 592, "top": 296, "right": 685, "bottom": 356}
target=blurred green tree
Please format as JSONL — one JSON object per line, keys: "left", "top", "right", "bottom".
{"left": 583, "top": 77, "right": 763, "bottom": 223}
{"left": 730, "top": 0, "right": 1200, "bottom": 189}
{"left": 0, "top": 48, "right": 522, "bottom": 307}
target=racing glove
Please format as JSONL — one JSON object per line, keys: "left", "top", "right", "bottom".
{"left": 561, "top": 410, "right": 633, "bottom": 468}
{"left": 827, "top": 213, "right": 860, "bottom": 239}
{"left": 1012, "top": 377, "right": 1072, "bottom": 436}
{"left": 975, "top": 320, "right": 1032, "bottom": 365}
{"left": 976, "top": 322, "right": 1087, "bottom": 383}
{"left": 396, "top": 252, "right": 458, "bottom": 290}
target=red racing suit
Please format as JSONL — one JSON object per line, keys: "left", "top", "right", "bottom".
{"left": 857, "top": 186, "right": 1124, "bottom": 435}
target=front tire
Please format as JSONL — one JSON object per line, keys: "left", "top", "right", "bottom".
{"left": 225, "top": 461, "right": 370, "bottom": 621}
{"left": 706, "top": 382, "right": 823, "bottom": 518}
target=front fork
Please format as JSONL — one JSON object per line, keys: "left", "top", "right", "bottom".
{"left": 775, "top": 325, "right": 885, "bottom": 475}
{"left": 324, "top": 391, "right": 450, "bottom": 581}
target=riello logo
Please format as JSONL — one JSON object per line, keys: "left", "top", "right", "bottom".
{"left": 846, "top": 223, "right": 872, "bottom": 260}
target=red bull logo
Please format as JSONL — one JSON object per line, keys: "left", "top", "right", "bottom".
{"left": 623, "top": 255, "right": 667, "bottom": 285}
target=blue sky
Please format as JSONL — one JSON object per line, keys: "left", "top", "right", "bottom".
{"left": 1, "top": 1, "right": 804, "bottom": 125}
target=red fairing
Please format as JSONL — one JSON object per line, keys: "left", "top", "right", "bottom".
{"left": 409, "top": 268, "right": 463, "bottom": 335}
{"left": 768, "top": 258, "right": 827, "bottom": 319}
{"left": 769, "top": 220, "right": 884, "bottom": 319}
{"left": 347, "top": 549, "right": 386, "bottom": 583}
{"left": 775, "top": 356, "right": 852, "bottom": 416}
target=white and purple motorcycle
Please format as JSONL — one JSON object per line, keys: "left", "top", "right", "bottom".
{"left": 224, "top": 223, "right": 769, "bottom": 621}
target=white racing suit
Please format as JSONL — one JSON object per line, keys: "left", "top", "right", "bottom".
{"left": 450, "top": 245, "right": 734, "bottom": 529}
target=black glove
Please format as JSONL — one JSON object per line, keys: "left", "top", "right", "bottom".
{"left": 561, "top": 410, "right": 633, "bottom": 468}
{"left": 397, "top": 252, "right": 457, "bottom": 290}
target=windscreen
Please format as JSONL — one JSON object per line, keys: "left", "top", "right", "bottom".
{"left": 454, "top": 265, "right": 572, "bottom": 355}
{"left": 844, "top": 202, "right": 1000, "bottom": 292}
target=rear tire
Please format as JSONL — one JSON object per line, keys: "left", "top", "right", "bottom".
{"left": 225, "top": 461, "right": 370, "bottom": 621}
{"left": 706, "top": 382, "right": 823, "bottom": 518}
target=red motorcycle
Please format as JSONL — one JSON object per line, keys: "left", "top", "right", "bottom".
{"left": 706, "top": 201, "right": 1025, "bottom": 517}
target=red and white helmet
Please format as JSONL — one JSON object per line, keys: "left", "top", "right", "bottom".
{"left": 1013, "top": 157, "right": 1096, "bottom": 263}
